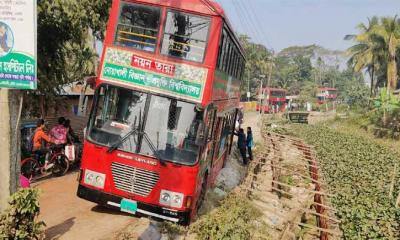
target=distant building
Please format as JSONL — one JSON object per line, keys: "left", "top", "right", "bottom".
{"left": 55, "top": 77, "right": 96, "bottom": 117}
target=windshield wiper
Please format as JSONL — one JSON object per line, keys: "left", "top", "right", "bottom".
{"left": 107, "top": 127, "right": 139, "bottom": 153}
{"left": 107, "top": 128, "right": 166, "bottom": 166}
{"left": 141, "top": 131, "right": 166, "bottom": 166}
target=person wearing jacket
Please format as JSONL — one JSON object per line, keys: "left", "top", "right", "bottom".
{"left": 246, "top": 127, "right": 254, "bottom": 161}
{"left": 234, "top": 128, "right": 248, "bottom": 165}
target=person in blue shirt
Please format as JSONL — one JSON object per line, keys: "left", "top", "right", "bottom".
{"left": 234, "top": 128, "right": 247, "bottom": 165}
{"left": 246, "top": 127, "right": 254, "bottom": 161}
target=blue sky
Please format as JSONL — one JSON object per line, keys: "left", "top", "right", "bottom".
{"left": 215, "top": 0, "right": 400, "bottom": 51}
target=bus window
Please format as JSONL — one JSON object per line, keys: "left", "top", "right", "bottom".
{"left": 114, "top": 2, "right": 161, "bottom": 53}
{"left": 89, "top": 86, "right": 147, "bottom": 152}
{"left": 161, "top": 10, "right": 210, "bottom": 62}
{"left": 141, "top": 96, "right": 203, "bottom": 165}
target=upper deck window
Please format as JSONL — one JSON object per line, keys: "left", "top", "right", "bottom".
{"left": 161, "top": 11, "right": 210, "bottom": 63}
{"left": 114, "top": 2, "right": 161, "bottom": 53}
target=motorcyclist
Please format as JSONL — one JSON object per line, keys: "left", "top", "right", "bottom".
{"left": 32, "top": 119, "right": 54, "bottom": 165}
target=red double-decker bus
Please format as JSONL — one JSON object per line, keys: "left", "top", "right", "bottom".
{"left": 317, "top": 87, "right": 338, "bottom": 104}
{"left": 256, "top": 88, "right": 287, "bottom": 113}
{"left": 77, "top": 0, "right": 245, "bottom": 224}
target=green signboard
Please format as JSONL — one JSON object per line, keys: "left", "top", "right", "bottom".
{"left": 0, "top": 1, "right": 37, "bottom": 90}
{"left": 100, "top": 47, "right": 207, "bottom": 102}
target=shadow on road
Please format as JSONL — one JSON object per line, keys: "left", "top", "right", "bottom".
{"left": 45, "top": 217, "right": 76, "bottom": 240}
{"left": 91, "top": 205, "right": 140, "bottom": 218}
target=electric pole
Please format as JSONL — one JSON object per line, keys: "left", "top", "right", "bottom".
{"left": 0, "top": 89, "right": 21, "bottom": 211}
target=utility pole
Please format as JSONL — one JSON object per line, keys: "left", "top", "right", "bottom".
{"left": 247, "top": 71, "right": 250, "bottom": 102}
{"left": 0, "top": 89, "right": 21, "bottom": 211}
{"left": 265, "top": 57, "right": 274, "bottom": 115}
{"left": 259, "top": 75, "right": 265, "bottom": 114}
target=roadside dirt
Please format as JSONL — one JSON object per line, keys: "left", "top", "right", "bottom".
{"left": 36, "top": 172, "right": 139, "bottom": 240}
{"left": 243, "top": 111, "right": 262, "bottom": 142}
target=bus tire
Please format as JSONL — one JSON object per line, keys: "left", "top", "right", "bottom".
{"left": 196, "top": 174, "right": 208, "bottom": 214}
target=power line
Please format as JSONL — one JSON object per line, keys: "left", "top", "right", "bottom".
{"left": 231, "top": 0, "right": 261, "bottom": 43}
{"left": 246, "top": 1, "right": 272, "bottom": 49}
{"left": 236, "top": 0, "right": 264, "bottom": 43}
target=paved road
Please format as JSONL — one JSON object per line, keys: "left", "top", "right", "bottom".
{"left": 36, "top": 172, "right": 138, "bottom": 240}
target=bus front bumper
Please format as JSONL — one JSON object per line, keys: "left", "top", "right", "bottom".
{"left": 77, "top": 184, "right": 191, "bottom": 225}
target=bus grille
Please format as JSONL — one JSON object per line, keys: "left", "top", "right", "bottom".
{"left": 111, "top": 162, "right": 159, "bottom": 197}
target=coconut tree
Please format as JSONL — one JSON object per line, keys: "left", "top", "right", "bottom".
{"left": 371, "top": 16, "right": 400, "bottom": 90}
{"left": 345, "top": 17, "right": 382, "bottom": 96}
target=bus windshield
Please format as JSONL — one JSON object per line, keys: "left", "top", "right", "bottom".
{"left": 88, "top": 85, "right": 203, "bottom": 165}
{"left": 161, "top": 10, "right": 210, "bottom": 62}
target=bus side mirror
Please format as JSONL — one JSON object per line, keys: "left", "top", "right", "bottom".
{"left": 195, "top": 122, "right": 208, "bottom": 146}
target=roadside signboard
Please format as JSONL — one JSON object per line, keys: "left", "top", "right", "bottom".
{"left": 0, "top": 0, "right": 37, "bottom": 90}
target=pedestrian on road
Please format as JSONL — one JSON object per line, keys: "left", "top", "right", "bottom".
{"left": 234, "top": 128, "right": 248, "bottom": 165}
{"left": 246, "top": 127, "right": 254, "bottom": 161}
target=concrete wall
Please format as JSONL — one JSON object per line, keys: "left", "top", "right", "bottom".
{"left": 0, "top": 89, "right": 20, "bottom": 211}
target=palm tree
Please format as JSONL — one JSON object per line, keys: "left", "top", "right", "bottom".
{"left": 345, "top": 17, "right": 381, "bottom": 96}
{"left": 371, "top": 16, "right": 400, "bottom": 90}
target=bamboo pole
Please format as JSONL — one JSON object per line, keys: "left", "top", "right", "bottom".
{"left": 389, "top": 164, "right": 397, "bottom": 199}
{"left": 252, "top": 203, "right": 342, "bottom": 236}
{"left": 252, "top": 165, "right": 327, "bottom": 186}
{"left": 271, "top": 185, "right": 335, "bottom": 197}
{"left": 302, "top": 208, "right": 341, "bottom": 223}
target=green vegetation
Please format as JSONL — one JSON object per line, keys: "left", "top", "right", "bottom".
{"left": 26, "top": 0, "right": 111, "bottom": 116}
{"left": 278, "top": 123, "right": 400, "bottom": 239}
{"left": 240, "top": 36, "right": 367, "bottom": 109}
{"left": 190, "top": 193, "right": 269, "bottom": 240}
{"left": 0, "top": 189, "right": 45, "bottom": 240}
{"left": 346, "top": 16, "right": 400, "bottom": 93}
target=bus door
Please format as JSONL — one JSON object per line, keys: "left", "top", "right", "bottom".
{"left": 198, "top": 105, "right": 216, "bottom": 188}
{"left": 210, "top": 117, "right": 224, "bottom": 184}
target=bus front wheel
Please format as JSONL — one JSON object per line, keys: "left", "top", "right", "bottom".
{"left": 196, "top": 174, "right": 208, "bottom": 215}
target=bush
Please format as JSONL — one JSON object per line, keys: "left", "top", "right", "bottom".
{"left": 190, "top": 193, "right": 269, "bottom": 240}
{"left": 0, "top": 188, "right": 45, "bottom": 240}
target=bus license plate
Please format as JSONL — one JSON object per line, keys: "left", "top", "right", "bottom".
{"left": 120, "top": 199, "right": 137, "bottom": 214}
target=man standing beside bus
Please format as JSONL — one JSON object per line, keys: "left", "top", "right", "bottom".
{"left": 235, "top": 128, "right": 248, "bottom": 165}
{"left": 246, "top": 127, "right": 254, "bottom": 161}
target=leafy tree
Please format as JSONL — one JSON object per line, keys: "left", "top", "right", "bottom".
{"left": 373, "top": 16, "right": 400, "bottom": 90}
{"left": 239, "top": 35, "right": 272, "bottom": 98}
{"left": 27, "top": 0, "right": 111, "bottom": 117}
{"left": 347, "top": 16, "right": 400, "bottom": 92}
{"left": 345, "top": 17, "right": 381, "bottom": 96}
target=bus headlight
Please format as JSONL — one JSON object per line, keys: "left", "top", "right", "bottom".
{"left": 84, "top": 170, "right": 106, "bottom": 189}
{"left": 161, "top": 192, "right": 171, "bottom": 202}
{"left": 160, "top": 190, "right": 184, "bottom": 208}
